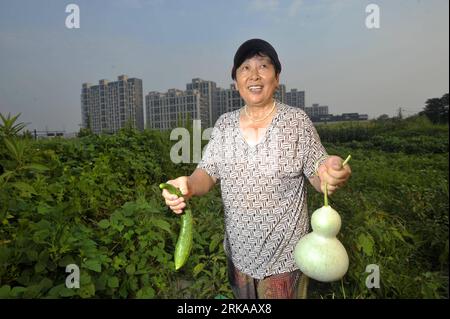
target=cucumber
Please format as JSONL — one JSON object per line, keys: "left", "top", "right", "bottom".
{"left": 174, "top": 208, "right": 193, "bottom": 270}
{"left": 159, "top": 183, "right": 193, "bottom": 270}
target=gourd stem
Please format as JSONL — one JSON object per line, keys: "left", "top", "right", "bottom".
{"left": 342, "top": 155, "right": 351, "bottom": 167}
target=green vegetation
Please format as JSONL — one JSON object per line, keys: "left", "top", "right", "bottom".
{"left": 0, "top": 113, "right": 448, "bottom": 298}
{"left": 310, "top": 117, "right": 449, "bottom": 298}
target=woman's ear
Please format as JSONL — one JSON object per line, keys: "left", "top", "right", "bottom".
{"left": 275, "top": 73, "right": 280, "bottom": 85}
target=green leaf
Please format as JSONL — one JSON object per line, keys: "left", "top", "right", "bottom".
{"left": 209, "top": 234, "right": 222, "bottom": 253}
{"left": 79, "top": 283, "right": 95, "bottom": 298}
{"left": 33, "top": 228, "right": 50, "bottom": 243}
{"left": 83, "top": 259, "right": 102, "bottom": 272}
{"left": 17, "top": 273, "right": 30, "bottom": 286}
{"left": 0, "top": 247, "right": 11, "bottom": 263}
{"left": 136, "top": 286, "right": 155, "bottom": 299}
{"left": 123, "top": 217, "right": 134, "bottom": 227}
{"left": 10, "top": 286, "right": 27, "bottom": 297}
{"left": 108, "top": 276, "right": 119, "bottom": 288}
{"left": 12, "top": 182, "right": 36, "bottom": 195}
{"left": 35, "top": 262, "right": 46, "bottom": 273}
{"left": 48, "top": 284, "right": 65, "bottom": 297}
{"left": 128, "top": 277, "right": 138, "bottom": 291}
{"left": 21, "top": 163, "right": 49, "bottom": 172}
{"left": 37, "top": 204, "right": 51, "bottom": 215}
{"left": 357, "top": 233, "right": 374, "bottom": 256}
{"left": 80, "top": 272, "right": 92, "bottom": 285}
{"left": 153, "top": 218, "right": 172, "bottom": 234}
{"left": 96, "top": 273, "right": 109, "bottom": 291}
{"left": 23, "top": 284, "right": 41, "bottom": 298}
{"left": 193, "top": 263, "right": 205, "bottom": 277}
{"left": 26, "top": 250, "right": 39, "bottom": 261}
{"left": 59, "top": 287, "right": 77, "bottom": 297}
{"left": 58, "top": 255, "right": 76, "bottom": 267}
{"left": 126, "top": 264, "right": 136, "bottom": 275}
{"left": 39, "top": 278, "right": 53, "bottom": 291}
{"left": 38, "top": 250, "right": 49, "bottom": 263}
{"left": 121, "top": 202, "right": 138, "bottom": 216}
{"left": 392, "top": 229, "right": 406, "bottom": 243}
{"left": 3, "top": 138, "right": 19, "bottom": 161}
{"left": 98, "top": 219, "right": 110, "bottom": 229}
{"left": 0, "top": 285, "right": 11, "bottom": 298}
{"left": 0, "top": 171, "right": 14, "bottom": 185}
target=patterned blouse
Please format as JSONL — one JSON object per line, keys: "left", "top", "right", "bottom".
{"left": 197, "top": 101, "right": 328, "bottom": 279}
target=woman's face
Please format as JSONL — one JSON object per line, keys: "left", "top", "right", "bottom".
{"left": 235, "top": 54, "right": 279, "bottom": 108}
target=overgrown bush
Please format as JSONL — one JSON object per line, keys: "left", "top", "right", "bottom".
{"left": 0, "top": 114, "right": 447, "bottom": 298}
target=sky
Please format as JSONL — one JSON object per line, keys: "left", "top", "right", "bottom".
{"left": 0, "top": 0, "right": 448, "bottom": 132}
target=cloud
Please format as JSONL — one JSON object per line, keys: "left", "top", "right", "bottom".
{"left": 288, "top": 0, "right": 303, "bottom": 17}
{"left": 111, "top": 0, "right": 162, "bottom": 9}
{"left": 249, "top": 0, "right": 279, "bottom": 12}
{"left": 248, "top": 0, "right": 304, "bottom": 22}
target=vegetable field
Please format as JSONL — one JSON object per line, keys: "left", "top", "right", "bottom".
{"left": 0, "top": 115, "right": 448, "bottom": 298}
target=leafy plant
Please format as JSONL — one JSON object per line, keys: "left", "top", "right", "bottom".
{"left": 0, "top": 113, "right": 27, "bottom": 139}
{"left": 0, "top": 117, "right": 447, "bottom": 299}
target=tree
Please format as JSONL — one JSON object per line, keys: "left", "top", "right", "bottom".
{"left": 419, "top": 93, "right": 449, "bottom": 124}
{"left": 377, "top": 114, "right": 389, "bottom": 121}
{"left": 442, "top": 93, "right": 449, "bottom": 116}
{"left": 79, "top": 113, "right": 93, "bottom": 137}
{"left": 119, "top": 117, "right": 138, "bottom": 136}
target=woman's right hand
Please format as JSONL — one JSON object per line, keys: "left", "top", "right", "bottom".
{"left": 161, "top": 176, "right": 192, "bottom": 214}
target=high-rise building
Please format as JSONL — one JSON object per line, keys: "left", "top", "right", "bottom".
{"left": 215, "top": 84, "right": 245, "bottom": 117}
{"left": 186, "top": 78, "right": 217, "bottom": 127}
{"left": 274, "top": 84, "right": 286, "bottom": 103}
{"left": 304, "top": 103, "right": 329, "bottom": 118}
{"left": 146, "top": 88, "right": 209, "bottom": 130}
{"left": 144, "top": 79, "right": 309, "bottom": 130}
{"left": 286, "top": 89, "right": 305, "bottom": 109}
{"left": 81, "top": 75, "right": 144, "bottom": 134}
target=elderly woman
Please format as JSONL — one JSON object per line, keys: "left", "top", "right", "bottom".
{"left": 161, "top": 39, "right": 351, "bottom": 299}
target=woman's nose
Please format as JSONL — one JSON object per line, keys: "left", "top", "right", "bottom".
{"left": 249, "top": 68, "right": 260, "bottom": 80}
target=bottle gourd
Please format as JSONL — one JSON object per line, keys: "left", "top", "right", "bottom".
{"left": 294, "top": 155, "right": 351, "bottom": 282}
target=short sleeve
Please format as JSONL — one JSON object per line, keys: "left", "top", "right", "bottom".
{"left": 302, "top": 115, "right": 328, "bottom": 179}
{"left": 196, "top": 116, "right": 223, "bottom": 181}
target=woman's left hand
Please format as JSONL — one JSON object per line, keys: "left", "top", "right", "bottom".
{"left": 317, "top": 156, "right": 352, "bottom": 195}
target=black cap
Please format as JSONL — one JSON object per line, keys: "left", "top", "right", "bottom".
{"left": 231, "top": 39, "right": 282, "bottom": 80}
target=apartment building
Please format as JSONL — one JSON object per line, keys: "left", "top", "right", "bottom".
{"left": 286, "top": 89, "right": 305, "bottom": 109}
{"left": 142, "top": 77, "right": 312, "bottom": 130}
{"left": 186, "top": 78, "right": 217, "bottom": 127}
{"left": 304, "top": 103, "right": 329, "bottom": 118}
{"left": 81, "top": 75, "right": 144, "bottom": 134}
{"left": 274, "top": 84, "right": 286, "bottom": 104}
{"left": 145, "top": 88, "right": 209, "bottom": 130}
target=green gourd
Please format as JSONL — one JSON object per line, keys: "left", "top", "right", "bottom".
{"left": 294, "top": 155, "right": 351, "bottom": 282}
{"left": 159, "top": 183, "right": 193, "bottom": 271}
